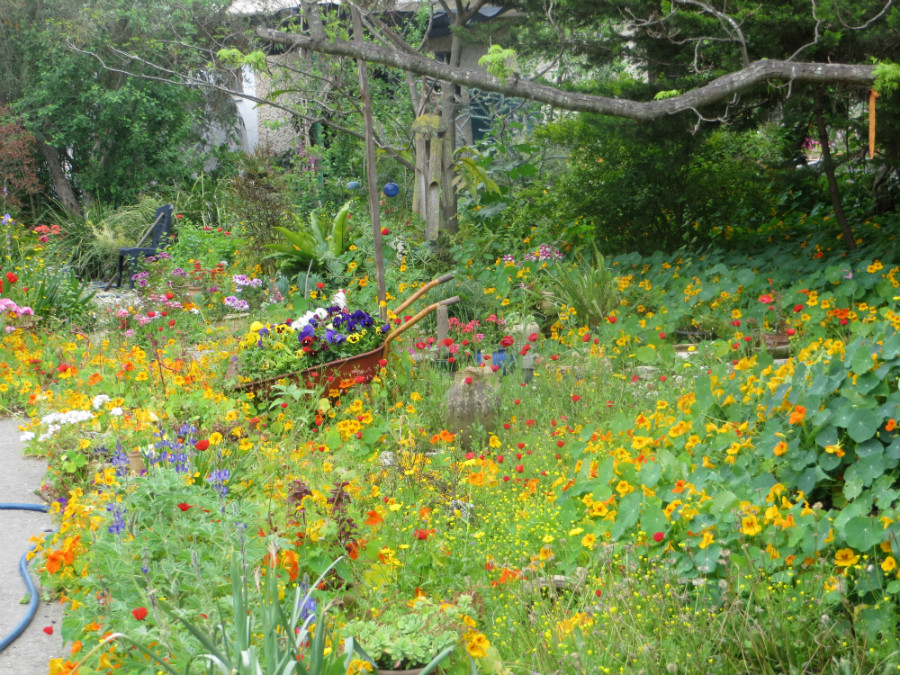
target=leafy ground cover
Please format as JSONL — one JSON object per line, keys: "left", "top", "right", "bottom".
{"left": 2, "top": 207, "right": 900, "bottom": 674}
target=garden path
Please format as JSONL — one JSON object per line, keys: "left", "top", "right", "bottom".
{"left": 0, "top": 417, "right": 63, "bottom": 674}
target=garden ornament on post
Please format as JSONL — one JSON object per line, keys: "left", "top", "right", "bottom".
{"left": 383, "top": 180, "right": 399, "bottom": 198}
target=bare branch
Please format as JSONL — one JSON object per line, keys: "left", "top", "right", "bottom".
{"left": 255, "top": 24, "right": 877, "bottom": 121}
{"left": 788, "top": 0, "right": 823, "bottom": 61}
{"left": 66, "top": 41, "right": 414, "bottom": 170}
{"left": 673, "top": 0, "right": 750, "bottom": 67}
{"left": 832, "top": 0, "right": 892, "bottom": 30}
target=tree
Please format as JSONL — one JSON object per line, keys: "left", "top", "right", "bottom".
{"left": 251, "top": 0, "right": 899, "bottom": 247}
{"left": 70, "top": 0, "right": 900, "bottom": 244}
{"left": 0, "top": 0, "right": 234, "bottom": 215}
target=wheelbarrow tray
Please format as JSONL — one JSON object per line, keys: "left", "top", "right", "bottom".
{"left": 231, "top": 343, "right": 386, "bottom": 397}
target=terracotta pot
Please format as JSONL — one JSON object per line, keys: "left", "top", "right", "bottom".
{"left": 763, "top": 332, "right": 790, "bottom": 358}
{"left": 377, "top": 668, "right": 425, "bottom": 675}
{"left": 674, "top": 328, "right": 716, "bottom": 343}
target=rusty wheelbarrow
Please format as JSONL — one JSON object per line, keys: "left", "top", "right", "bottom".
{"left": 230, "top": 273, "right": 458, "bottom": 397}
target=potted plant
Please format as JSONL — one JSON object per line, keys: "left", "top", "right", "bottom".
{"left": 235, "top": 290, "right": 390, "bottom": 384}
{"left": 340, "top": 595, "right": 477, "bottom": 674}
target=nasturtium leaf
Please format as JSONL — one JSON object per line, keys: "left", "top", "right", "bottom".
{"left": 736, "top": 268, "right": 755, "bottom": 287}
{"left": 844, "top": 516, "right": 880, "bottom": 550}
{"left": 636, "top": 346, "right": 657, "bottom": 364}
{"left": 815, "top": 424, "right": 839, "bottom": 448}
{"left": 854, "top": 373, "right": 882, "bottom": 395}
{"left": 693, "top": 545, "right": 722, "bottom": 576}
{"left": 845, "top": 407, "right": 882, "bottom": 443}
{"left": 817, "top": 452, "right": 842, "bottom": 472}
{"left": 639, "top": 503, "right": 667, "bottom": 537}
{"left": 851, "top": 344, "right": 877, "bottom": 375}
{"left": 610, "top": 492, "right": 642, "bottom": 541}
{"left": 710, "top": 490, "right": 739, "bottom": 515}
{"left": 638, "top": 461, "right": 661, "bottom": 488}
{"left": 883, "top": 330, "right": 900, "bottom": 359}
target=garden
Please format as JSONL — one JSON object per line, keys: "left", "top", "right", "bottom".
{"left": 3, "top": 1, "right": 900, "bottom": 673}
{"left": 0, "top": 186, "right": 899, "bottom": 674}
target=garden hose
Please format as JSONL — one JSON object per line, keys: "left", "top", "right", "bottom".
{"left": 0, "top": 502, "right": 51, "bottom": 653}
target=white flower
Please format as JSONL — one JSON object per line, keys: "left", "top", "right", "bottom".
{"left": 110, "top": 407, "right": 124, "bottom": 416}
{"left": 19, "top": 431, "right": 35, "bottom": 442}
{"left": 92, "top": 394, "right": 111, "bottom": 410}
{"left": 332, "top": 289, "right": 347, "bottom": 310}
{"left": 315, "top": 307, "right": 328, "bottom": 321}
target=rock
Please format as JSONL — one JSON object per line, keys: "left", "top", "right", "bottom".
{"left": 442, "top": 366, "right": 498, "bottom": 450}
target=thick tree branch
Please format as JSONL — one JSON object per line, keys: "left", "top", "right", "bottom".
{"left": 255, "top": 25, "right": 876, "bottom": 121}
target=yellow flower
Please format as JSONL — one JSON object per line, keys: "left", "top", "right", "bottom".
{"left": 581, "top": 533, "right": 596, "bottom": 549}
{"left": 465, "top": 632, "right": 490, "bottom": 658}
{"left": 741, "top": 515, "right": 762, "bottom": 537}
{"left": 881, "top": 556, "right": 897, "bottom": 573}
{"left": 834, "top": 548, "right": 859, "bottom": 568}
{"left": 346, "top": 658, "right": 373, "bottom": 674}
{"left": 698, "top": 530, "right": 715, "bottom": 549}
{"left": 209, "top": 432, "right": 224, "bottom": 446}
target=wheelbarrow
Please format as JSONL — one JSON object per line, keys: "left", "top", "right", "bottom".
{"left": 230, "top": 273, "right": 458, "bottom": 397}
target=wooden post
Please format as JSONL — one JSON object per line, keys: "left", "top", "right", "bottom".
{"left": 351, "top": 7, "right": 387, "bottom": 321}
{"left": 436, "top": 303, "right": 449, "bottom": 360}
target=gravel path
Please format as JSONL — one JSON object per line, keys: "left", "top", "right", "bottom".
{"left": 0, "top": 418, "right": 63, "bottom": 675}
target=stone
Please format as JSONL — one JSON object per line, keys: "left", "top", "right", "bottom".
{"left": 442, "top": 366, "right": 498, "bottom": 450}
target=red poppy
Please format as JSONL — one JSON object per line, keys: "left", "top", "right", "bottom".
{"left": 528, "top": 333, "right": 539, "bottom": 342}
{"left": 381, "top": 227, "right": 390, "bottom": 235}
{"left": 582, "top": 333, "right": 591, "bottom": 343}
{"left": 6, "top": 272, "right": 17, "bottom": 284}
{"left": 194, "top": 439, "right": 210, "bottom": 451}
{"left": 464, "top": 376, "right": 472, "bottom": 385}
{"left": 652, "top": 532, "right": 665, "bottom": 543}
{"left": 378, "top": 358, "right": 387, "bottom": 367}
{"left": 43, "top": 626, "right": 53, "bottom": 635}
{"left": 132, "top": 607, "right": 148, "bottom": 621}
{"left": 441, "top": 338, "right": 454, "bottom": 346}
{"left": 793, "top": 304, "right": 804, "bottom": 312}
{"left": 414, "top": 529, "right": 433, "bottom": 540}
{"left": 499, "top": 336, "right": 514, "bottom": 348}
{"left": 515, "top": 465, "right": 524, "bottom": 473}
{"left": 496, "top": 455, "right": 504, "bottom": 463}
{"left": 177, "top": 503, "right": 192, "bottom": 512}
{"left": 571, "top": 394, "right": 581, "bottom": 402}
{"left": 608, "top": 315, "right": 617, "bottom": 324}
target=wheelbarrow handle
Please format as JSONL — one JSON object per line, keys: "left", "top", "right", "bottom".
{"left": 391, "top": 272, "right": 456, "bottom": 317}
{"left": 383, "top": 296, "right": 460, "bottom": 355}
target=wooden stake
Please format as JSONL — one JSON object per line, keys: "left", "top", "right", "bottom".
{"left": 869, "top": 89, "right": 879, "bottom": 159}
{"left": 351, "top": 7, "right": 387, "bottom": 322}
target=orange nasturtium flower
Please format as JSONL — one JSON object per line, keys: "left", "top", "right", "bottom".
{"left": 788, "top": 405, "right": 807, "bottom": 425}
{"left": 773, "top": 441, "right": 788, "bottom": 456}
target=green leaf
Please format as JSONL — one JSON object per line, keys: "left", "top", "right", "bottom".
{"left": 845, "top": 407, "right": 882, "bottom": 443}
{"left": 844, "top": 516, "right": 880, "bottom": 550}
{"left": 610, "top": 492, "right": 642, "bottom": 541}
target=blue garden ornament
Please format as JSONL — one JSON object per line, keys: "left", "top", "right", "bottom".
{"left": 346, "top": 180, "right": 361, "bottom": 190}
{"left": 383, "top": 180, "right": 399, "bottom": 198}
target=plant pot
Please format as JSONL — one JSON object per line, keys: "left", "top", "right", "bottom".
{"left": 762, "top": 332, "right": 790, "bottom": 358}
{"left": 378, "top": 667, "right": 426, "bottom": 675}
{"left": 476, "top": 348, "right": 513, "bottom": 374}
{"left": 674, "top": 328, "right": 716, "bottom": 343}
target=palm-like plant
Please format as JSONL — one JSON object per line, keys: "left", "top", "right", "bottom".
{"left": 269, "top": 202, "right": 354, "bottom": 277}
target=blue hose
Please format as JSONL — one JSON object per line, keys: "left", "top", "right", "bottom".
{"left": 0, "top": 502, "right": 51, "bottom": 653}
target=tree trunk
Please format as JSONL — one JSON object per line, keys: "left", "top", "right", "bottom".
{"left": 813, "top": 92, "right": 856, "bottom": 251}
{"left": 351, "top": 7, "right": 387, "bottom": 319}
{"left": 37, "top": 141, "right": 83, "bottom": 217}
